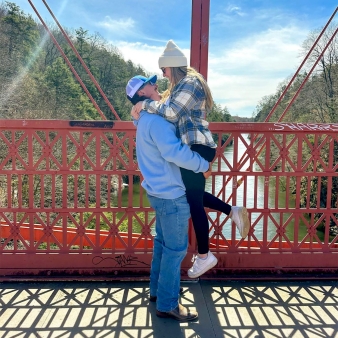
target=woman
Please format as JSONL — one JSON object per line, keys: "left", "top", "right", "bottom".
{"left": 131, "top": 40, "right": 250, "bottom": 278}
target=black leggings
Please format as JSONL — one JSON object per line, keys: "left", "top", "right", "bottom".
{"left": 180, "top": 144, "right": 232, "bottom": 254}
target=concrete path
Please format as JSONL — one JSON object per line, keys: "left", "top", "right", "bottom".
{"left": 0, "top": 279, "right": 337, "bottom": 338}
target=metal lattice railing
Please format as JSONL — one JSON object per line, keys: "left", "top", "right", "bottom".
{"left": 0, "top": 119, "right": 337, "bottom": 279}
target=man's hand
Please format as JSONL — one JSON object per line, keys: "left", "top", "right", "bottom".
{"left": 131, "top": 102, "right": 143, "bottom": 120}
{"left": 203, "top": 162, "right": 212, "bottom": 179}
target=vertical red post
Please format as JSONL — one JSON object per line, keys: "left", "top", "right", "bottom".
{"left": 190, "top": 0, "right": 210, "bottom": 80}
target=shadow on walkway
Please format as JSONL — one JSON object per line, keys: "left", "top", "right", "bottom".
{"left": 0, "top": 280, "right": 337, "bottom": 337}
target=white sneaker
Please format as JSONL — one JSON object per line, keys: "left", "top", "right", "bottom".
{"left": 188, "top": 251, "right": 217, "bottom": 278}
{"left": 231, "top": 206, "right": 250, "bottom": 238}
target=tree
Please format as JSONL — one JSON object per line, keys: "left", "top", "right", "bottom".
{"left": 208, "top": 103, "right": 231, "bottom": 122}
{"left": 300, "top": 24, "right": 338, "bottom": 123}
{"left": 1, "top": 2, "right": 39, "bottom": 66}
{"left": 44, "top": 57, "right": 97, "bottom": 119}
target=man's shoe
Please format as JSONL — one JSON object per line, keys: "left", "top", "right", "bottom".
{"left": 149, "top": 286, "right": 184, "bottom": 302}
{"left": 156, "top": 304, "right": 198, "bottom": 322}
{"left": 187, "top": 251, "right": 217, "bottom": 278}
{"left": 231, "top": 206, "right": 250, "bottom": 238}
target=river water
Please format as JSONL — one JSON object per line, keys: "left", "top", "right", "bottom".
{"left": 205, "top": 134, "right": 314, "bottom": 242}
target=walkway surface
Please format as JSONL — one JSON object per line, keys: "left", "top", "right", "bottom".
{"left": 0, "top": 279, "right": 337, "bottom": 338}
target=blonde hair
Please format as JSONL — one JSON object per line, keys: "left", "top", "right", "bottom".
{"left": 161, "top": 66, "right": 213, "bottom": 112}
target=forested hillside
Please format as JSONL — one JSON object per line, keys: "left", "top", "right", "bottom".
{"left": 0, "top": 2, "right": 149, "bottom": 120}
{"left": 0, "top": 2, "right": 232, "bottom": 122}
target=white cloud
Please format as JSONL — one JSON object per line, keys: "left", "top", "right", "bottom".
{"left": 208, "top": 25, "right": 309, "bottom": 117}
{"left": 226, "top": 5, "right": 246, "bottom": 17}
{"left": 207, "top": 72, "right": 286, "bottom": 117}
{"left": 97, "top": 16, "right": 135, "bottom": 35}
{"left": 112, "top": 42, "right": 162, "bottom": 74}
{"left": 113, "top": 41, "right": 191, "bottom": 76}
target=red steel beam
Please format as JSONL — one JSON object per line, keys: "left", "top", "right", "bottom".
{"left": 1, "top": 223, "right": 332, "bottom": 250}
{"left": 191, "top": 0, "right": 210, "bottom": 80}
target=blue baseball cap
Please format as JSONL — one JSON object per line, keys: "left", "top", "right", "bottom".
{"left": 126, "top": 75, "right": 157, "bottom": 99}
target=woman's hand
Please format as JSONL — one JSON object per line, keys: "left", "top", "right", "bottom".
{"left": 131, "top": 102, "right": 143, "bottom": 120}
{"left": 203, "top": 162, "right": 212, "bottom": 179}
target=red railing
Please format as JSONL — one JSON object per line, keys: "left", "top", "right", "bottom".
{"left": 0, "top": 120, "right": 337, "bottom": 279}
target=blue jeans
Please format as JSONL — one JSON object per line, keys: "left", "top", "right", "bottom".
{"left": 147, "top": 194, "right": 190, "bottom": 312}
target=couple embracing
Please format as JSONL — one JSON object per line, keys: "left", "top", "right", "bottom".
{"left": 125, "top": 40, "right": 250, "bottom": 322}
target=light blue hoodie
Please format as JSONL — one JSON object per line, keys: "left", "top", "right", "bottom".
{"left": 136, "top": 111, "right": 209, "bottom": 199}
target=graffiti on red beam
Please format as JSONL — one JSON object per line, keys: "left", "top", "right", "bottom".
{"left": 273, "top": 123, "right": 338, "bottom": 132}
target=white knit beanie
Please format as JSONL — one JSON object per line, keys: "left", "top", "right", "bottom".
{"left": 158, "top": 40, "right": 188, "bottom": 68}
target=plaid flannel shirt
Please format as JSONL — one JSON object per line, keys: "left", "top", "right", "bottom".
{"left": 142, "top": 75, "right": 216, "bottom": 148}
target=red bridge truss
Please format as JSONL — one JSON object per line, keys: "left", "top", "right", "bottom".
{"left": 0, "top": 2, "right": 337, "bottom": 279}
{"left": 0, "top": 120, "right": 337, "bottom": 279}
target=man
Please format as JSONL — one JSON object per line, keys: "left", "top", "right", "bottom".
{"left": 126, "top": 75, "right": 211, "bottom": 322}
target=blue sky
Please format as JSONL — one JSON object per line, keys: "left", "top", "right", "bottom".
{"left": 11, "top": 0, "right": 338, "bottom": 118}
